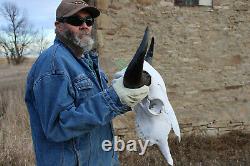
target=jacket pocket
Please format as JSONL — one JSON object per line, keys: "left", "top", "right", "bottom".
{"left": 73, "top": 74, "right": 93, "bottom": 99}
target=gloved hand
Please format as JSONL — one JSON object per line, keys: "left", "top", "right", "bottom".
{"left": 112, "top": 77, "right": 149, "bottom": 108}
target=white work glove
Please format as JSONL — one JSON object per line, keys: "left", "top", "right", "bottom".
{"left": 112, "top": 77, "right": 149, "bottom": 108}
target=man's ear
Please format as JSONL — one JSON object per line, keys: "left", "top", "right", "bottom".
{"left": 55, "top": 21, "right": 63, "bottom": 32}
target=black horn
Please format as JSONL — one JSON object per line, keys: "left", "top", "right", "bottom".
{"left": 145, "top": 37, "right": 154, "bottom": 64}
{"left": 123, "top": 27, "right": 151, "bottom": 89}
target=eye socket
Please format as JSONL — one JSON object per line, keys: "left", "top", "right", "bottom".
{"left": 148, "top": 99, "right": 164, "bottom": 115}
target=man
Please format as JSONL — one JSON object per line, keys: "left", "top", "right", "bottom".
{"left": 25, "top": 0, "right": 149, "bottom": 165}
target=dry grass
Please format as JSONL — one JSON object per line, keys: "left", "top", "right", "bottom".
{"left": 0, "top": 80, "right": 35, "bottom": 166}
{"left": 120, "top": 131, "right": 250, "bottom": 166}
{"left": 0, "top": 58, "right": 7, "bottom": 65}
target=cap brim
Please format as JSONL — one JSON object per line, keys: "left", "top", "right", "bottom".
{"left": 64, "top": 6, "right": 100, "bottom": 18}
{"left": 83, "top": 6, "right": 100, "bottom": 18}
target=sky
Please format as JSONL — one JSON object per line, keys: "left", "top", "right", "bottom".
{"left": 0, "top": 0, "right": 62, "bottom": 42}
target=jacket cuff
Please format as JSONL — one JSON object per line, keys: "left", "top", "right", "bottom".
{"left": 103, "top": 86, "right": 131, "bottom": 115}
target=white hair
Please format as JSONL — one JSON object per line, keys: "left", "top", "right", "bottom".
{"left": 58, "top": 24, "right": 94, "bottom": 52}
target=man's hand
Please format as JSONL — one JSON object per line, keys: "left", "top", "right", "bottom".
{"left": 112, "top": 77, "right": 149, "bottom": 108}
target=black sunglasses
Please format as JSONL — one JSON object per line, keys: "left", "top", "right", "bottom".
{"left": 58, "top": 16, "right": 94, "bottom": 27}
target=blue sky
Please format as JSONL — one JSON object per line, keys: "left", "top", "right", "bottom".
{"left": 0, "top": 0, "right": 62, "bottom": 42}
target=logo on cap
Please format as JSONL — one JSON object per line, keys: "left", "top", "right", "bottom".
{"left": 71, "top": 0, "right": 88, "bottom": 5}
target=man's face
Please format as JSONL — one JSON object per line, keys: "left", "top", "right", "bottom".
{"left": 57, "top": 10, "right": 94, "bottom": 51}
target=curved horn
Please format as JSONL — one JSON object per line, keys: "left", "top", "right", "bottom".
{"left": 145, "top": 37, "right": 154, "bottom": 64}
{"left": 123, "top": 27, "right": 149, "bottom": 89}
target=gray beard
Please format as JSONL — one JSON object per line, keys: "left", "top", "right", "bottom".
{"left": 61, "top": 29, "right": 94, "bottom": 52}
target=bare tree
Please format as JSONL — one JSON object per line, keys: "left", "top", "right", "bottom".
{"left": 0, "top": 2, "right": 35, "bottom": 65}
{"left": 36, "top": 28, "right": 50, "bottom": 55}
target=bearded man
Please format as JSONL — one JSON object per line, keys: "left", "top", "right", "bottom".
{"left": 25, "top": 0, "right": 149, "bottom": 166}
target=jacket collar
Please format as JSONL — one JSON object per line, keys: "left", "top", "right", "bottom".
{"left": 55, "top": 33, "right": 84, "bottom": 58}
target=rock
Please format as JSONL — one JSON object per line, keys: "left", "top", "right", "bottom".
{"left": 109, "top": 2, "right": 123, "bottom": 10}
{"left": 96, "top": 0, "right": 110, "bottom": 11}
{"left": 160, "top": 0, "right": 174, "bottom": 7}
{"left": 96, "top": 13, "right": 111, "bottom": 29}
{"left": 213, "top": 0, "right": 220, "bottom": 6}
{"left": 233, "top": 1, "right": 248, "bottom": 11}
{"left": 96, "top": 30, "right": 104, "bottom": 48}
{"left": 137, "top": 0, "right": 153, "bottom": 6}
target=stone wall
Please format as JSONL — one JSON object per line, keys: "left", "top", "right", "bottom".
{"left": 94, "top": 0, "right": 250, "bottom": 134}
{"left": 180, "top": 120, "right": 250, "bottom": 136}
{"left": 115, "top": 120, "right": 250, "bottom": 137}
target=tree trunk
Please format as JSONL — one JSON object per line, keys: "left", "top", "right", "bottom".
{"left": 6, "top": 57, "right": 10, "bottom": 64}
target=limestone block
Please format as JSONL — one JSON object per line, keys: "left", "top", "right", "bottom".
{"left": 217, "top": 128, "right": 231, "bottom": 135}
{"left": 233, "top": 1, "right": 248, "bottom": 11}
{"left": 96, "top": 14, "right": 111, "bottom": 30}
{"left": 244, "top": 125, "right": 250, "bottom": 133}
{"left": 96, "top": 30, "right": 104, "bottom": 48}
{"left": 206, "top": 128, "right": 219, "bottom": 136}
{"left": 207, "top": 121, "right": 228, "bottom": 128}
{"left": 213, "top": 0, "right": 220, "bottom": 7}
{"left": 137, "top": 0, "right": 153, "bottom": 6}
{"left": 160, "top": 0, "right": 174, "bottom": 7}
{"left": 227, "top": 121, "right": 244, "bottom": 129}
{"left": 96, "top": 0, "right": 110, "bottom": 11}
{"left": 181, "top": 127, "right": 194, "bottom": 134}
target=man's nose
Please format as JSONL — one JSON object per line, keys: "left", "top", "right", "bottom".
{"left": 79, "top": 23, "right": 89, "bottom": 30}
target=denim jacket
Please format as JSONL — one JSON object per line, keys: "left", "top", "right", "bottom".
{"left": 25, "top": 38, "right": 130, "bottom": 166}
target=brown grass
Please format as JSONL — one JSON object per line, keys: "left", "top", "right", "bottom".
{"left": 0, "top": 58, "right": 7, "bottom": 65}
{"left": 0, "top": 80, "right": 35, "bottom": 166}
{"left": 120, "top": 131, "right": 250, "bottom": 166}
